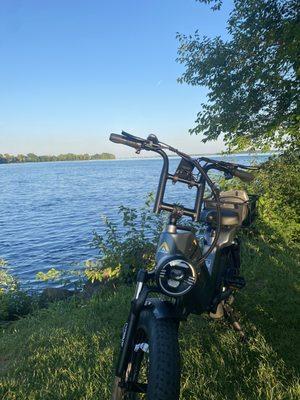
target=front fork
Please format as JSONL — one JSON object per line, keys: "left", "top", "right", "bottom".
{"left": 115, "top": 269, "right": 149, "bottom": 378}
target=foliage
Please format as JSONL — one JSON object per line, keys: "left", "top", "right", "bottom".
{"left": 0, "top": 260, "right": 37, "bottom": 321}
{"left": 36, "top": 267, "right": 85, "bottom": 291}
{"left": 1, "top": 263, "right": 83, "bottom": 321}
{"left": 0, "top": 152, "right": 115, "bottom": 164}
{"left": 0, "top": 260, "right": 18, "bottom": 293}
{"left": 219, "top": 152, "right": 300, "bottom": 242}
{"left": 36, "top": 268, "right": 62, "bottom": 282}
{"left": 177, "top": 0, "right": 300, "bottom": 151}
{"left": 196, "top": 0, "right": 223, "bottom": 11}
{"left": 254, "top": 151, "right": 300, "bottom": 241}
{"left": 0, "top": 291, "right": 37, "bottom": 322}
{"left": 88, "top": 194, "right": 165, "bottom": 283}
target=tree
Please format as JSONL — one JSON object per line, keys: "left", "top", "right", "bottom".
{"left": 177, "top": 0, "right": 299, "bottom": 151}
{"left": 26, "top": 153, "right": 39, "bottom": 162}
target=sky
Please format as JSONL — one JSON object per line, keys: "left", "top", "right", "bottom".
{"left": 0, "top": 0, "right": 233, "bottom": 157}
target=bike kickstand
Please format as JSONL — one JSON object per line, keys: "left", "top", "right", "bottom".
{"left": 223, "top": 303, "right": 248, "bottom": 343}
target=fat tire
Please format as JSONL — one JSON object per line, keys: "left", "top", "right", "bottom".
{"left": 112, "top": 308, "right": 180, "bottom": 400}
{"left": 134, "top": 308, "right": 181, "bottom": 400}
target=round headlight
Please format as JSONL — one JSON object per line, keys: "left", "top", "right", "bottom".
{"left": 156, "top": 257, "right": 197, "bottom": 297}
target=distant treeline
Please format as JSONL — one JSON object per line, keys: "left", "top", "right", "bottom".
{"left": 0, "top": 152, "right": 115, "bottom": 164}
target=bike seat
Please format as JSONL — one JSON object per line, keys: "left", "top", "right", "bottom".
{"left": 200, "top": 208, "right": 240, "bottom": 227}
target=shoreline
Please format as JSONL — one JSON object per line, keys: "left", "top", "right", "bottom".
{"left": 0, "top": 152, "right": 278, "bottom": 165}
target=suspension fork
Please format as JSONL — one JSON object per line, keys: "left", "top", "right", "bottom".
{"left": 231, "top": 238, "right": 241, "bottom": 271}
{"left": 115, "top": 269, "right": 149, "bottom": 377}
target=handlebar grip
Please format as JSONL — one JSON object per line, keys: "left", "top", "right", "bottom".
{"left": 109, "top": 134, "right": 141, "bottom": 150}
{"left": 232, "top": 168, "right": 254, "bottom": 182}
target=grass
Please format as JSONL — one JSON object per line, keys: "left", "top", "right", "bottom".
{"left": 0, "top": 230, "right": 299, "bottom": 399}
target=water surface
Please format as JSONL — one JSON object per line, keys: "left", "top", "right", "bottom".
{"left": 0, "top": 154, "right": 269, "bottom": 289}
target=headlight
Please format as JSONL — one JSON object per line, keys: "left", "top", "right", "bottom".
{"left": 156, "top": 256, "right": 197, "bottom": 297}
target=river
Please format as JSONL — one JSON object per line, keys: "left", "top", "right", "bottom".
{"left": 0, "top": 154, "right": 270, "bottom": 289}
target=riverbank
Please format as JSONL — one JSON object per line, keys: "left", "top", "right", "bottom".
{"left": 0, "top": 230, "right": 299, "bottom": 399}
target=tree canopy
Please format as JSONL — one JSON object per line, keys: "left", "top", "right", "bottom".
{"left": 177, "top": 0, "right": 299, "bottom": 151}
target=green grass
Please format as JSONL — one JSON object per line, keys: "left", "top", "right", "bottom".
{"left": 0, "top": 234, "right": 299, "bottom": 400}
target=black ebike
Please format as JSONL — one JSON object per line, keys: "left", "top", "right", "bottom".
{"left": 109, "top": 131, "right": 258, "bottom": 400}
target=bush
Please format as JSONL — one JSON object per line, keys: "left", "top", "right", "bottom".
{"left": 87, "top": 194, "right": 165, "bottom": 283}
{"left": 0, "top": 259, "right": 18, "bottom": 293}
{"left": 36, "top": 267, "right": 85, "bottom": 290}
{"left": 0, "top": 290, "right": 37, "bottom": 321}
{"left": 220, "top": 151, "right": 300, "bottom": 243}
{"left": 0, "top": 259, "right": 38, "bottom": 321}
{"left": 255, "top": 151, "right": 300, "bottom": 242}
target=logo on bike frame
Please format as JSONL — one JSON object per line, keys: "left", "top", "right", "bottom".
{"left": 158, "top": 242, "right": 170, "bottom": 254}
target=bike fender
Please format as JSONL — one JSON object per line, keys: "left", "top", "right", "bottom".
{"left": 145, "top": 298, "right": 186, "bottom": 321}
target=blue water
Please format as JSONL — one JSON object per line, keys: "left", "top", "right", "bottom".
{"left": 0, "top": 154, "right": 269, "bottom": 289}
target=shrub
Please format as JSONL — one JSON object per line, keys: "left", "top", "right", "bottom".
{"left": 87, "top": 194, "right": 165, "bottom": 283}
{"left": 0, "top": 290, "right": 37, "bottom": 321}
{"left": 255, "top": 151, "right": 300, "bottom": 242}
{"left": 0, "top": 259, "right": 18, "bottom": 293}
{"left": 0, "top": 259, "right": 38, "bottom": 321}
{"left": 36, "top": 267, "right": 85, "bottom": 290}
{"left": 219, "top": 151, "right": 300, "bottom": 243}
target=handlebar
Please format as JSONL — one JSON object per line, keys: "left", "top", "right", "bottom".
{"left": 198, "top": 156, "right": 255, "bottom": 182}
{"left": 110, "top": 134, "right": 142, "bottom": 150}
{"left": 109, "top": 131, "right": 256, "bottom": 184}
{"left": 232, "top": 168, "right": 254, "bottom": 182}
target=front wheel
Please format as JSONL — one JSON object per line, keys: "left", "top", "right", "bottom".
{"left": 112, "top": 308, "right": 181, "bottom": 400}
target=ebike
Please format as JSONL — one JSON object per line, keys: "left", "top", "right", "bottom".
{"left": 110, "top": 131, "right": 258, "bottom": 400}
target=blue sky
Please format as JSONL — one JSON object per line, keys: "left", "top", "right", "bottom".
{"left": 0, "top": 0, "right": 233, "bottom": 157}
